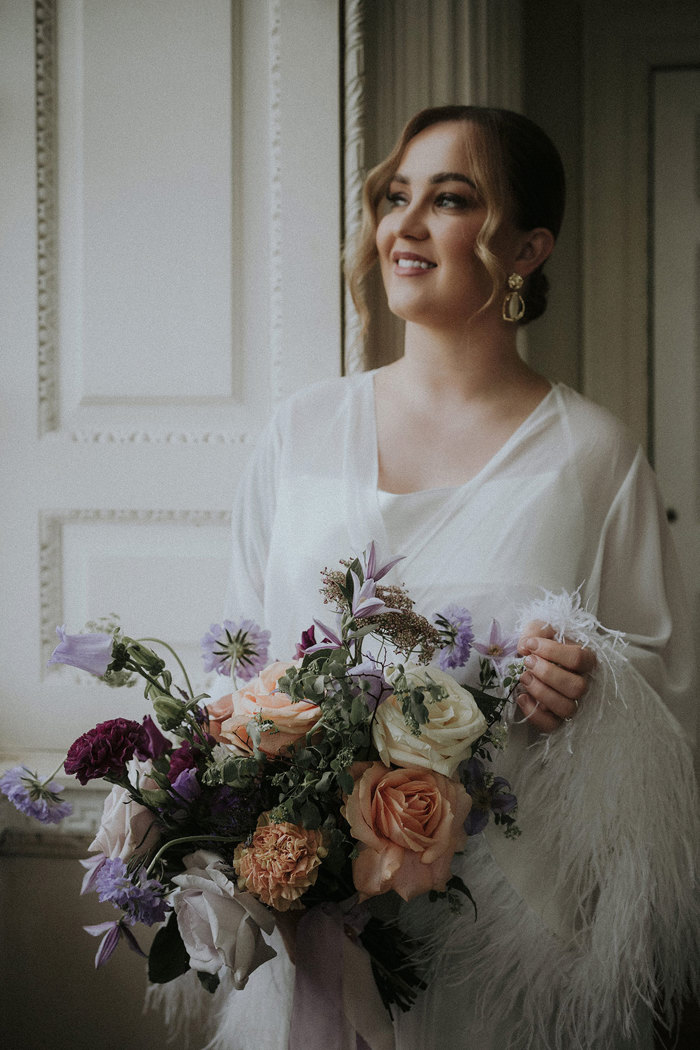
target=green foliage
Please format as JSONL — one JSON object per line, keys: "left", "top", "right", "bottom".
{"left": 148, "top": 912, "right": 190, "bottom": 984}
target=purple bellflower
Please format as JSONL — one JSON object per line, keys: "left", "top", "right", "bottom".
{"left": 48, "top": 625, "right": 114, "bottom": 677}
{"left": 84, "top": 919, "right": 146, "bottom": 968}
{"left": 473, "top": 620, "right": 519, "bottom": 671}
{"left": 462, "top": 757, "right": 517, "bottom": 835}
{"left": 201, "top": 619, "right": 270, "bottom": 681}
{"left": 0, "top": 765, "right": 73, "bottom": 825}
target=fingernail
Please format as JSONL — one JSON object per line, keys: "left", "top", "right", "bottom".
{"left": 524, "top": 655, "right": 535, "bottom": 668}
{"left": 525, "top": 638, "right": 538, "bottom": 652}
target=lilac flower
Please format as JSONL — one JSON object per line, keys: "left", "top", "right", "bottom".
{"left": 473, "top": 620, "right": 518, "bottom": 670}
{"left": 462, "top": 757, "right": 517, "bottom": 836}
{"left": 350, "top": 571, "right": 398, "bottom": 620}
{"left": 0, "top": 765, "right": 73, "bottom": 825}
{"left": 347, "top": 658, "right": 393, "bottom": 712}
{"left": 434, "top": 605, "right": 474, "bottom": 670}
{"left": 362, "top": 540, "right": 405, "bottom": 582}
{"left": 170, "top": 767, "right": 201, "bottom": 804}
{"left": 48, "top": 625, "right": 114, "bottom": 676}
{"left": 84, "top": 919, "right": 146, "bottom": 968}
{"left": 201, "top": 619, "right": 270, "bottom": 681}
{"left": 95, "top": 857, "right": 169, "bottom": 926}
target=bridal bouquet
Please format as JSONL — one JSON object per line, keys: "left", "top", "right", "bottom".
{"left": 2, "top": 543, "right": 521, "bottom": 1017}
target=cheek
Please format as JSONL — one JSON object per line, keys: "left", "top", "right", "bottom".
{"left": 375, "top": 215, "right": 395, "bottom": 261}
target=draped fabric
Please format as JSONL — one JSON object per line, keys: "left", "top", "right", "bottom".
{"left": 181, "top": 372, "right": 698, "bottom": 1049}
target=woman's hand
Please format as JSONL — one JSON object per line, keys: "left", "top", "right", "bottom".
{"left": 515, "top": 621, "right": 595, "bottom": 733}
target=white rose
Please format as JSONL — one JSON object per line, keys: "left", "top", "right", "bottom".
{"left": 89, "top": 779, "right": 160, "bottom": 861}
{"left": 372, "top": 664, "right": 487, "bottom": 777}
{"left": 171, "top": 849, "right": 276, "bottom": 989}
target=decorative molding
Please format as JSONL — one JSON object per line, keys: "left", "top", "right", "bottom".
{"left": 268, "top": 0, "right": 285, "bottom": 402}
{"left": 39, "top": 508, "right": 231, "bottom": 674}
{"left": 57, "top": 428, "right": 251, "bottom": 446}
{"left": 343, "top": 0, "right": 367, "bottom": 375}
{"left": 35, "top": 0, "right": 59, "bottom": 437}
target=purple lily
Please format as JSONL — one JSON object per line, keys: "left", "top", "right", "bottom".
{"left": 350, "top": 571, "right": 398, "bottom": 620}
{"left": 79, "top": 854, "right": 107, "bottom": 895}
{"left": 84, "top": 919, "right": 146, "bottom": 968}
{"left": 303, "top": 617, "right": 344, "bottom": 653}
{"left": 473, "top": 620, "right": 519, "bottom": 670}
{"left": 48, "top": 625, "right": 114, "bottom": 676}
{"left": 362, "top": 540, "right": 405, "bottom": 582}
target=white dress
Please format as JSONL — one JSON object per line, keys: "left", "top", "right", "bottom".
{"left": 192, "top": 372, "right": 698, "bottom": 1050}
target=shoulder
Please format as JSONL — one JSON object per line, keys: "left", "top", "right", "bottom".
{"left": 270, "top": 371, "right": 372, "bottom": 437}
{"left": 550, "top": 383, "right": 642, "bottom": 480}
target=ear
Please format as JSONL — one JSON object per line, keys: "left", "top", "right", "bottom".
{"left": 514, "top": 228, "right": 555, "bottom": 277}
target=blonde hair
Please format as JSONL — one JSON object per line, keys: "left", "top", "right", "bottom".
{"left": 346, "top": 105, "right": 565, "bottom": 333}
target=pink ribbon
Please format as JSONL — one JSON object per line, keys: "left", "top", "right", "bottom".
{"left": 288, "top": 904, "right": 374, "bottom": 1050}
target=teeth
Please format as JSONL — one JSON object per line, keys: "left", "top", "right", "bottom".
{"left": 396, "top": 258, "right": 434, "bottom": 269}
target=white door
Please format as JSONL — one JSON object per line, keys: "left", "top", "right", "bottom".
{"left": 651, "top": 66, "right": 700, "bottom": 749}
{"left": 0, "top": 0, "right": 342, "bottom": 817}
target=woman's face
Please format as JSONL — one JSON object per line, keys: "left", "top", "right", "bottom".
{"left": 376, "top": 121, "right": 508, "bottom": 330}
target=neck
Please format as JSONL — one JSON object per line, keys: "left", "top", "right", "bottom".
{"left": 396, "top": 315, "right": 539, "bottom": 403}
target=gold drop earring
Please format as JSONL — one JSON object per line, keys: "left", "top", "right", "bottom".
{"left": 502, "top": 273, "right": 525, "bottom": 322}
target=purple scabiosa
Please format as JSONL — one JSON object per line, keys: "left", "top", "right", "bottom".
{"left": 84, "top": 919, "right": 146, "bottom": 968}
{"left": 64, "top": 718, "right": 148, "bottom": 785}
{"left": 201, "top": 620, "right": 270, "bottom": 681}
{"left": 0, "top": 765, "right": 73, "bottom": 825}
{"left": 48, "top": 625, "right": 114, "bottom": 676}
{"left": 434, "top": 605, "right": 474, "bottom": 671}
{"left": 473, "top": 620, "right": 518, "bottom": 671}
{"left": 95, "top": 857, "right": 169, "bottom": 926}
{"left": 461, "top": 757, "right": 517, "bottom": 836}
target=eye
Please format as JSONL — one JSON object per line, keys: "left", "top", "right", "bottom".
{"left": 435, "top": 192, "right": 473, "bottom": 210}
{"left": 385, "top": 189, "right": 409, "bottom": 208}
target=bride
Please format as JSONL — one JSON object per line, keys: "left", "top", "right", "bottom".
{"left": 191, "top": 106, "right": 698, "bottom": 1049}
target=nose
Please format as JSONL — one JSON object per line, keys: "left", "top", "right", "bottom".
{"left": 394, "top": 200, "right": 428, "bottom": 240}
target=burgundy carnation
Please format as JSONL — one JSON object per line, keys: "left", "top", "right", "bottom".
{"left": 65, "top": 718, "right": 148, "bottom": 785}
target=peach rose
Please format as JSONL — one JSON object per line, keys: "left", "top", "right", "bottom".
{"left": 205, "top": 693, "right": 234, "bottom": 743}
{"left": 233, "top": 816, "right": 327, "bottom": 911}
{"left": 219, "top": 661, "right": 322, "bottom": 756}
{"left": 344, "top": 761, "right": 471, "bottom": 902}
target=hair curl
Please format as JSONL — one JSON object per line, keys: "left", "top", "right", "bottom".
{"left": 346, "top": 105, "right": 565, "bottom": 331}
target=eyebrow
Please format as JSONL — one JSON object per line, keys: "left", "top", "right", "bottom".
{"left": 391, "top": 171, "right": 477, "bottom": 190}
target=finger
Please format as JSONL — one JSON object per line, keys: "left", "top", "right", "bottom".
{"left": 518, "top": 670, "right": 581, "bottom": 720}
{"left": 517, "top": 621, "right": 555, "bottom": 654}
{"left": 521, "top": 653, "right": 589, "bottom": 701}
{"left": 521, "top": 636, "right": 596, "bottom": 675}
{"left": 515, "top": 691, "right": 561, "bottom": 733}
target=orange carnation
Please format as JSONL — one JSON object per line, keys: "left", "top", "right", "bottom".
{"left": 233, "top": 816, "right": 326, "bottom": 911}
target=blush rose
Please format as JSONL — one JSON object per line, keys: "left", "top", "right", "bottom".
{"left": 233, "top": 816, "right": 327, "bottom": 911}
{"left": 343, "top": 761, "right": 471, "bottom": 902}
{"left": 171, "top": 849, "right": 276, "bottom": 988}
{"left": 372, "top": 664, "right": 487, "bottom": 776}
{"left": 219, "top": 661, "right": 322, "bottom": 756}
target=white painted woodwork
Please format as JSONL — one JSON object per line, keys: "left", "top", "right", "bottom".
{"left": 0, "top": 0, "right": 342, "bottom": 808}
{"left": 652, "top": 67, "right": 700, "bottom": 746}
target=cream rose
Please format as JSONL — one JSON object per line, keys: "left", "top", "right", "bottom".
{"left": 171, "top": 849, "right": 276, "bottom": 988}
{"left": 344, "top": 761, "right": 471, "bottom": 902}
{"left": 372, "top": 664, "right": 487, "bottom": 776}
{"left": 220, "top": 661, "right": 322, "bottom": 756}
{"left": 88, "top": 758, "right": 161, "bottom": 860}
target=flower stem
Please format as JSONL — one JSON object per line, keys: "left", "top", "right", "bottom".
{"left": 146, "top": 834, "right": 237, "bottom": 875}
{"left": 137, "top": 637, "right": 195, "bottom": 698}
